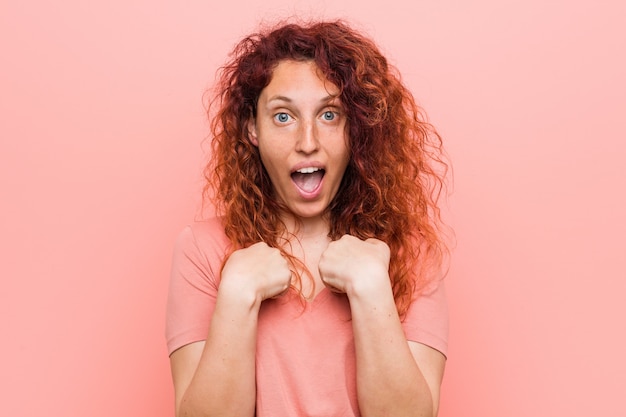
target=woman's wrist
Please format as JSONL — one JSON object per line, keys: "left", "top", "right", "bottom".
{"left": 217, "top": 275, "right": 264, "bottom": 312}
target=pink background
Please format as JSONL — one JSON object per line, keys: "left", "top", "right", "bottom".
{"left": 2, "top": 1, "right": 625, "bottom": 415}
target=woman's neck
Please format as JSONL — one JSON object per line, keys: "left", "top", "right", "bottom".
{"left": 281, "top": 212, "right": 330, "bottom": 242}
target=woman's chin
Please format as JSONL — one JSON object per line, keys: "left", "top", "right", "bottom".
{"left": 283, "top": 202, "right": 330, "bottom": 223}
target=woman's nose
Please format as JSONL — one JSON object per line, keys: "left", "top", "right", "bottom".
{"left": 296, "top": 120, "right": 320, "bottom": 154}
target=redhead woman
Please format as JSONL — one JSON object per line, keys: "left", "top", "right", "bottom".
{"left": 166, "top": 20, "right": 450, "bottom": 417}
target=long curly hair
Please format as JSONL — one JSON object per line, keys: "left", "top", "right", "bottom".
{"left": 204, "top": 19, "right": 449, "bottom": 316}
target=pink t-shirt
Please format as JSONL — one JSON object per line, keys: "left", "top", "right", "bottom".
{"left": 166, "top": 218, "right": 448, "bottom": 416}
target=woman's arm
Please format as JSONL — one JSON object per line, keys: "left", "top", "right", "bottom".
{"left": 349, "top": 285, "right": 446, "bottom": 417}
{"left": 319, "top": 235, "right": 446, "bottom": 417}
{"left": 170, "top": 242, "right": 292, "bottom": 417}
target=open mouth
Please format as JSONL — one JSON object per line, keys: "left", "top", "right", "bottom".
{"left": 291, "top": 167, "right": 325, "bottom": 193}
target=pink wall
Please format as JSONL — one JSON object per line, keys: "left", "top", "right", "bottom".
{"left": 2, "top": 1, "right": 624, "bottom": 415}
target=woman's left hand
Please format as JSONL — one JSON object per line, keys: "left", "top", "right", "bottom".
{"left": 318, "top": 234, "right": 391, "bottom": 298}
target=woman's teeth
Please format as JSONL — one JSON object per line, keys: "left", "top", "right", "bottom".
{"left": 296, "top": 167, "right": 321, "bottom": 174}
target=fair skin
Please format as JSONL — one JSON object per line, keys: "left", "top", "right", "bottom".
{"left": 170, "top": 60, "right": 446, "bottom": 417}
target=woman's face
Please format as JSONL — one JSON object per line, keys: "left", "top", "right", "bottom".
{"left": 248, "top": 60, "right": 350, "bottom": 223}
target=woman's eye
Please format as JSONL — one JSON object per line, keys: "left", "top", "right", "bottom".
{"left": 322, "top": 111, "right": 336, "bottom": 121}
{"left": 275, "top": 113, "right": 291, "bottom": 123}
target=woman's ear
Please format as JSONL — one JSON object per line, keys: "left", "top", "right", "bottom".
{"left": 247, "top": 118, "right": 259, "bottom": 147}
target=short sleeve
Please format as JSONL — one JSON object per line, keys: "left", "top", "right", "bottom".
{"left": 401, "top": 280, "right": 449, "bottom": 357}
{"left": 165, "top": 219, "right": 230, "bottom": 355}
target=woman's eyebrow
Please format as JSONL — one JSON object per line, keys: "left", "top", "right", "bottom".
{"left": 266, "top": 94, "right": 340, "bottom": 104}
{"left": 267, "top": 95, "right": 292, "bottom": 103}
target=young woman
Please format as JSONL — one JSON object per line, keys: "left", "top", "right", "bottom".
{"left": 166, "top": 20, "right": 450, "bottom": 417}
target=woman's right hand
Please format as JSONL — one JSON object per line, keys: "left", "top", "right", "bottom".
{"left": 220, "top": 242, "right": 292, "bottom": 303}
{"left": 172, "top": 244, "right": 288, "bottom": 417}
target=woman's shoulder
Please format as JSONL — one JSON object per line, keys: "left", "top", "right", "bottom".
{"left": 174, "top": 216, "right": 232, "bottom": 262}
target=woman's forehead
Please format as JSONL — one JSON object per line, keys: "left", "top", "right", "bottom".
{"left": 259, "top": 60, "right": 341, "bottom": 103}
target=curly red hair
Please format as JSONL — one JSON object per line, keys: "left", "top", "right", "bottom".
{"left": 204, "top": 19, "right": 449, "bottom": 316}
